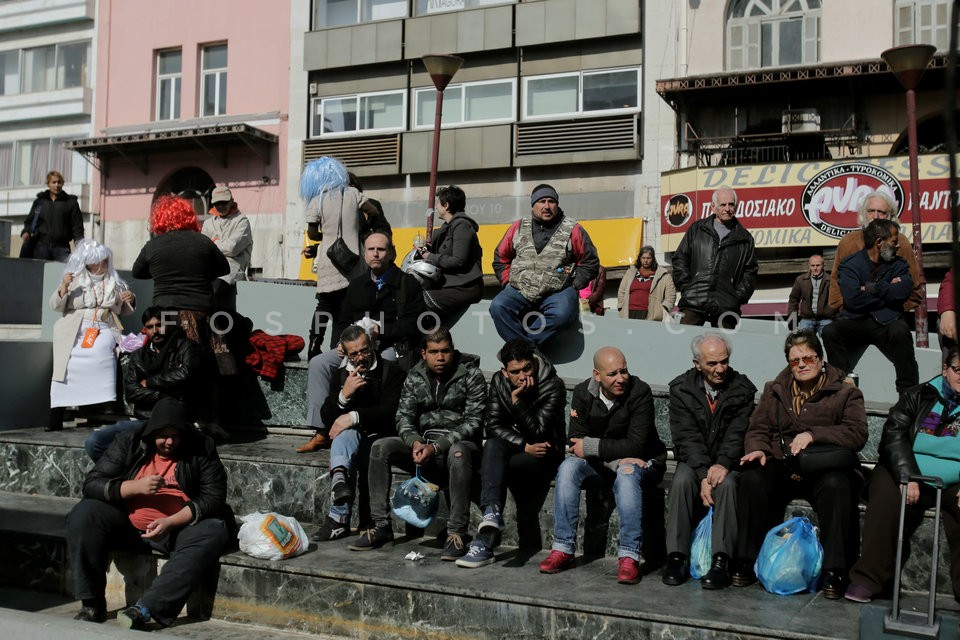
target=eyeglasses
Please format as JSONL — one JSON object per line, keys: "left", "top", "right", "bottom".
{"left": 947, "top": 364, "right": 960, "bottom": 375}
{"left": 788, "top": 354, "right": 819, "bottom": 368}
{"left": 346, "top": 347, "right": 372, "bottom": 361}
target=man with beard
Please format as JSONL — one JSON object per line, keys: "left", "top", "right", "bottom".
{"left": 349, "top": 327, "right": 485, "bottom": 560}
{"left": 84, "top": 307, "right": 202, "bottom": 461}
{"left": 314, "top": 324, "right": 405, "bottom": 541}
{"left": 821, "top": 218, "right": 918, "bottom": 392}
{"left": 662, "top": 333, "right": 756, "bottom": 589}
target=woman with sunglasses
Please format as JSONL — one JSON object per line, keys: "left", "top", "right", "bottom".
{"left": 731, "top": 328, "right": 867, "bottom": 598}
{"left": 845, "top": 345, "right": 960, "bottom": 603}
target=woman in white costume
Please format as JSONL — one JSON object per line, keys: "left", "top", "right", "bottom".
{"left": 47, "top": 239, "right": 135, "bottom": 431}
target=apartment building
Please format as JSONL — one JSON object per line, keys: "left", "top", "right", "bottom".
{"left": 0, "top": 0, "right": 95, "bottom": 253}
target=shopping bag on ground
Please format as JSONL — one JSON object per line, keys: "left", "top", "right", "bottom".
{"left": 391, "top": 467, "right": 440, "bottom": 528}
{"left": 237, "top": 511, "right": 309, "bottom": 560}
{"left": 689, "top": 507, "right": 713, "bottom": 580}
{"left": 755, "top": 516, "right": 823, "bottom": 595}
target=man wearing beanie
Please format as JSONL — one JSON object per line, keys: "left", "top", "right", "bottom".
{"left": 202, "top": 185, "right": 253, "bottom": 313}
{"left": 490, "top": 184, "right": 599, "bottom": 346}
{"left": 66, "top": 398, "right": 232, "bottom": 630}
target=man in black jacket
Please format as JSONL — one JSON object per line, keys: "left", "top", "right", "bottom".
{"left": 671, "top": 186, "right": 758, "bottom": 329}
{"left": 456, "top": 340, "right": 566, "bottom": 568}
{"left": 66, "top": 398, "right": 231, "bottom": 630}
{"left": 299, "top": 232, "right": 426, "bottom": 452}
{"left": 314, "top": 325, "right": 405, "bottom": 542}
{"left": 787, "top": 252, "right": 835, "bottom": 334}
{"left": 662, "top": 333, "right": 756, "bottom": 589}
{"left": 538, "top": 347, "right": 667, "bottom": 585}
{"left": 84, "top": 307, "right": 203, "bottom": 461}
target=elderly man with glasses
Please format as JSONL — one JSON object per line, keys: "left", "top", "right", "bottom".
{"left": 313, "top": 323, "right": 405, "bottom": 542}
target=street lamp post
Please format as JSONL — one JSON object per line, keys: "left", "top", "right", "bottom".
{"left": 882, "top": 44, "right": 936, "bottom": 348}
{"left": 421, "top": 54, "right": 463, "bottom": 242}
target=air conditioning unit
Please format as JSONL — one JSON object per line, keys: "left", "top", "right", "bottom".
{"left": 782, "top": 109, "right": 821, "bottom": 134}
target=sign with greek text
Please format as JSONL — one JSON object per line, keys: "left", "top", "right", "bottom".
{"left": 660, "top": 154, "right": 959, "bottom": 250}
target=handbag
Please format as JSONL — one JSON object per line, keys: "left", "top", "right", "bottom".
{"left": 776, "top": 404, "right": 858, "bottom": 478}
{"left": 689, "top": 506, "right": 713, "bottom": 580}
{"left": 391, "top": 466, "right": 440, "bottom": 528}
{"left": 755, "top": 516, "right": 823, "bottom": 595}
{"left": 325, "top": 198, "right": 359, "bottom": 274}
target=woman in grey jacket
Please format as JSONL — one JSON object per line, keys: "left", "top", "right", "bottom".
{"left": 420, "top": 185, "right": 484, "bottom": 316}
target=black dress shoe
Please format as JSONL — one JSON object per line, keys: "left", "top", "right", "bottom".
{"left": 731, "top": 558, "right": 757, "bottom": 587}
{"left": 661, "top": 552, "right": 689, "bottom": 586}
{"left": 702, "top": 553, "right": 732, "bottom": 590}
{"left": 821, "top": 567, "right": 849, "bottom": 599}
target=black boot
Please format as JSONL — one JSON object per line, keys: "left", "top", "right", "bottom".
{"left": 731, "top": 558, "right": 757, "bottom": 587}
{"left": 701, "top": 553, "right": 732, "bottom": 590}
{"left": 45, "top": 407, "right": 64, "bottom": 432}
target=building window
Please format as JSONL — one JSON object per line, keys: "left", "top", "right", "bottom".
{"left": 413, "top": 79, "right": 515, "bottom": 128}
{"left": 727, "top": 0, "right": 821, "bottom": 71}
{"left": 523, "top": 68, "right": 641, "bottom": 120}
{"left": 895, "top": 0, "right": 950, "bottom": 51}
{"left": 57, "top": 41, "right": 89, "bottom": 89}
{"left": 414, "top": 0, "right": 514, "bottom": 16}
{"left": 0, "top": 143, "right": 12, "bottom": 188}
{"left": 200, "top": 44, "right": 227, "bottom": 117}
{"left": 22, "top": 45, "right": 55, "bottom": 93}
{"left": 0, "top": 50, "right": 19, "bottom": 96}
{"left": 311, "top": 90, "right": 406, "bottom": 137}
{"left": 156, "top": 49, "right": 182, "bottom": 121}
{"left": 14, "top": 139, "right": 50, "bottom": 187}
{"left": 313, "top": 0, "right": 407, "bottom": 28}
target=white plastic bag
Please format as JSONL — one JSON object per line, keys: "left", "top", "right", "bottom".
{"left": 237, "top": 511, "right": 309, "bottom": 560}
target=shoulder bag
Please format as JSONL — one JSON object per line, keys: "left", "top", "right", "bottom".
{"left": 325, "top": 196, "right": 360, "bottom": 274}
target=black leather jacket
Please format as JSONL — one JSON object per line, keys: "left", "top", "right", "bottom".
{"left": 668, "top": 367, "right": 757, "bottom": 481}
{"left": 671, "top": 215, "right": 758, "bottom": 314}
{"left": 484, "top": 351, "right": 566, "bottom": 453}
{"left": 878, "top": 382, "right": 945, "bottom": 482}
{"left": 83, "top": 425, "right": 229, "bottom": 526}
{"left": 123, "top": 329, "right": 203, "bottom": 419}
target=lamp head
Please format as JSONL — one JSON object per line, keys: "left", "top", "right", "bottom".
{"left": 881, "top": 44, "right": 936, "bottom": 91}
{"left": 422, "top": 54, "right": 464, "bottom": 92}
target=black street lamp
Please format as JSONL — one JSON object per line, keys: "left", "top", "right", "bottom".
{"left": 421, "top": 54, "right": 463, "bottom": 243}
{"left": 882, "top": 43, "right": 936, "bottom": 348}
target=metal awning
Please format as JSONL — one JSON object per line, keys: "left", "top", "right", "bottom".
{"left": 655, "top": 54, "right": 950, "bottom": 106}
{"left": 66, "top": 115, "right": 279, "bottom": 174}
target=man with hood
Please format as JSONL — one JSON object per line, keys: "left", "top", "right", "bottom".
{"left": 202, "top": 185, "right": 253, "bottom": 313}
{"left": 671, "top": 186, "right": 758, "bottom": 329}
{"left": 84, "top": 306, "right": 203, "bottom": 461}
{"left": 349, "top": 327, "right": 486, "bottom": 561}
{"left": 539, "top": 347, "right": 667, "bottom": 585}
{"left": 66, "top": 397, "right": 231, "bottom": 630}
{"left": 456, "top": 339, "right": 566, "bottom": 568}
{"left": 490, "top": 184, "right": 599, "bottom": 346}
{"left": 20, "top": 170, "right": 84, "bottom": 261}
{"left": 662, "top": 333, "right": 756, "bottom": 589}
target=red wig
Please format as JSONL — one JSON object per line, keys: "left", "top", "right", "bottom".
{"left": 150, "top": 195, "right": 201, "bottom": 234}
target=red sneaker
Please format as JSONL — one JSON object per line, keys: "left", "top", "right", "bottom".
{"left": 538, "top": 550, "right": 575, "bottom": 574}
{"left": 617, "top": 557, "right": 641, "bottom": 584}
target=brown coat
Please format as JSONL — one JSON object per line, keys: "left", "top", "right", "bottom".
{"left": 828, "top": 229, "right": 922, "bottom": 312}
{"left": 743, "top": 363, "right": 867, "bottom": 460}
{"left": 787, "top": 272, "right": 836, "bottom": 321}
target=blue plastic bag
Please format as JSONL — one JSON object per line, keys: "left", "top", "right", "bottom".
{"left": 689, "top": 507, "right": 713, "bottom": 579}
{"left": 755, "top": 516, "right": 823, "bottom": 595}
{"left": 391, "top": 467, "right": 440, "bottom": 528}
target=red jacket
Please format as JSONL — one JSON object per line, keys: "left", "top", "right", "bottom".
{"left": 939, "top": 268, "right": 955, "bottom": 314}
{"left": 245, "top": 331, "right": 305, "bottom": 381}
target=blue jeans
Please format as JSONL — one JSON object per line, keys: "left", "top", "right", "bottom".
{"left": 85, "top": 420, "right": 145, "bottom": 462}
{"left": 328, "top": 429, "right": 374, "bottom": 524}
{"left": 552, "top": 456, "right": 651, "bottom": 561}
{"left": 798, "top": 317, "right": 831, "bottom": 336}
{"left": 488, "top": 285, "right": 578, "bottom": 346}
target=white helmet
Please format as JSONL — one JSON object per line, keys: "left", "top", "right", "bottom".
{"left": 400, "top": 249, "right": 441, "bottom": 288}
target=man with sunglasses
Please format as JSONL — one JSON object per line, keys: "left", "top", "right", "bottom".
{"left": 662, "top": 333, "right": 756, "bottom": 589}
{"left": 84, "top": 307, "right": 202, "bottom": 461}
{"left": 314, "top": 324, "right": 405, "bottom": 542}
{"left": 201, "top": 185, "right": 253, "bottom": 313}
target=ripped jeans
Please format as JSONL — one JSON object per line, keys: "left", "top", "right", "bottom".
{"left": 551, "top": 456, "right": 652, "bottom": 561}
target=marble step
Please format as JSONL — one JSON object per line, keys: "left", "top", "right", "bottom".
{"left": 3, "top": 490, "right": 939, "bottom": 640}
{"left": 0, "top": 428, "right": 952, "bottom": 597}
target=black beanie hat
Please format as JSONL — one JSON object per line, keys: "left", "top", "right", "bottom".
{"left": 142, "top": 397, "right": 191, "bottom": 439}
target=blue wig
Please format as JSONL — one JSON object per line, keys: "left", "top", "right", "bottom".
{"left": 299, "top": 156, "right": 349, "bottom": 202}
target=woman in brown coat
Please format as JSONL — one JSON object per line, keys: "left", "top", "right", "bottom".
{"left": 732, "top": 329, "right": 868, "bottom": 599}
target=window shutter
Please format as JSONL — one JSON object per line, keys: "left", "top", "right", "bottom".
{"left": 728, "top": 22, "right": 744, "bottom": 70}
{"left": 803, "top": 15, "right": 819, "bottom": 64}
{"left": 746, "top": 21, "right": 761, "bottom": 69}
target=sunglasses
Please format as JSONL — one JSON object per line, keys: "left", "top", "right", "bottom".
{"left": 788, "top": 354, "right": 819, "bottom": 368}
